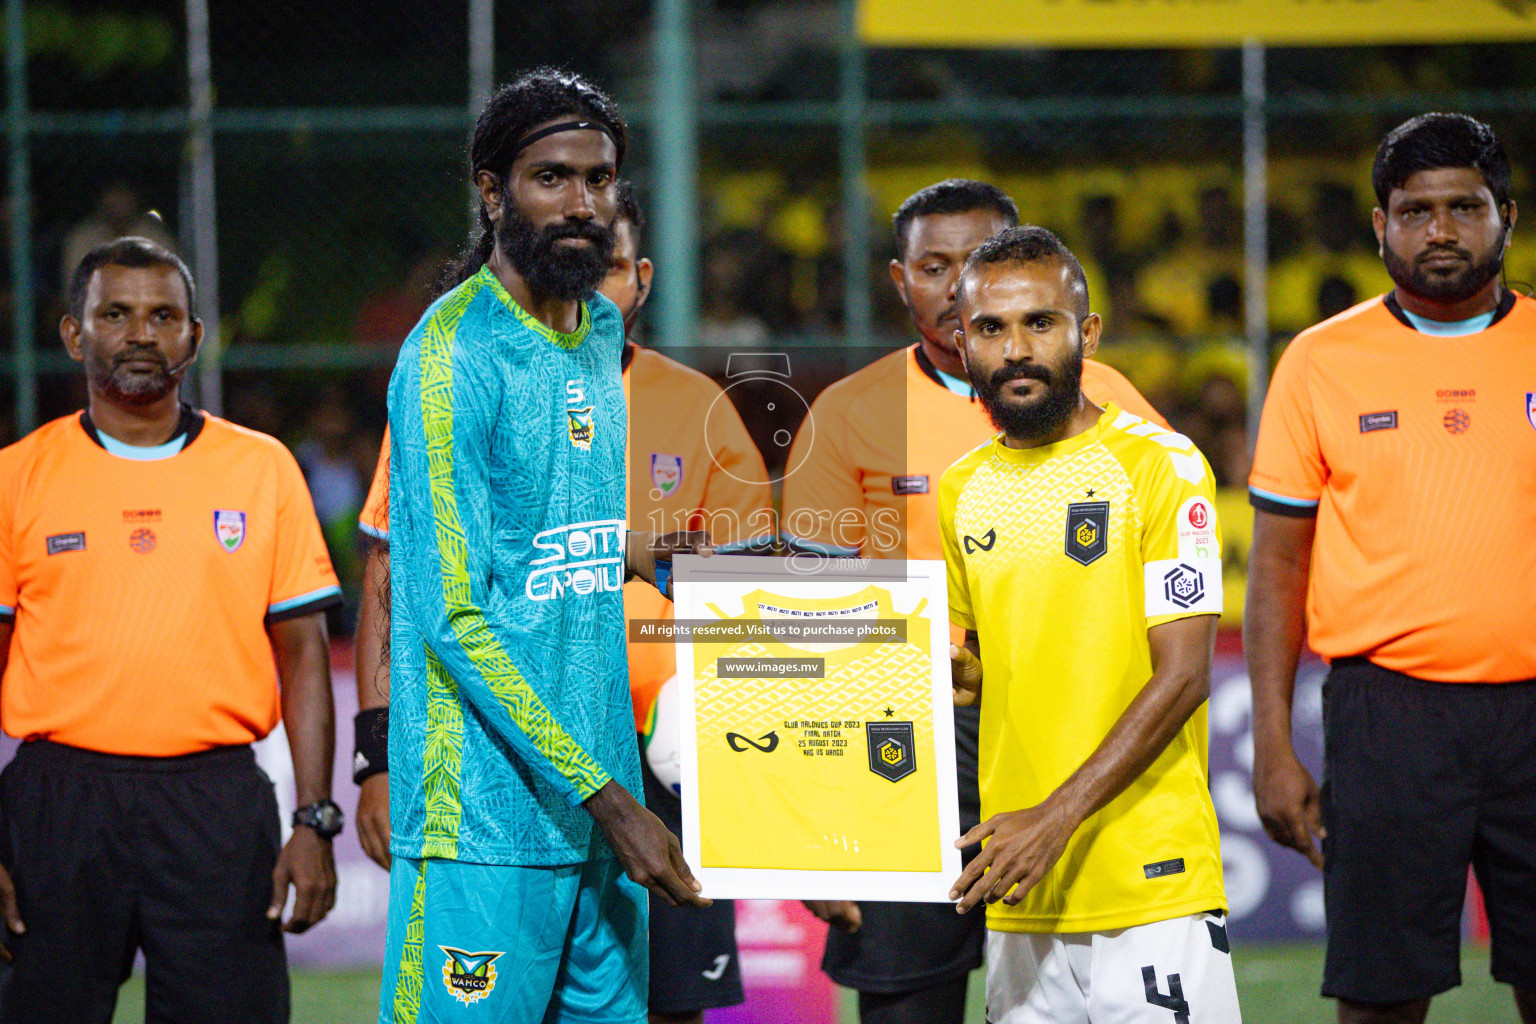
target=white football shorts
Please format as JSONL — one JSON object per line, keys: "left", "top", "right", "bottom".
{"left": 985, "top": 911, "right": 1241, "bottom": 1024}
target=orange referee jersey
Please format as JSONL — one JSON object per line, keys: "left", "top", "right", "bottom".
{"left": 1251, "top": 293, "right": 1536, "bottom": 682}
{"left": 781, "top": 344, "right": 1169, "bottom": 560}
{"left": 0, "top": 412, "right": 342, "bottom": 756}
{"left": 361, "top": 343, "right": 775, "bottom": 726}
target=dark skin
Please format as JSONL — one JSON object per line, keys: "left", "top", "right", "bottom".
{"left": 354, "top": 547, "right": 393, "bottom": 871}
{"left": 1372, "top": 166, "right": 1516, "bottom": 322}
{"left": 890, "top": 208, "right": 1013, "bottom": 381}
{"left": 1258, "top": 165, "right": 1533, "bottom": 1024}
{"left": 476, "top": 118, "right": 619, "bottom": 335}
{"left": 60, "top": 264, "right": 201, "bottom": 446}
{"left": 353, "top": 173, "right": 710, "bottom": 909}
{"left": 265, "top": 614, "right": 339, "bottom": 933}
{"left": 599, "top": 217, "right": 653, "bottom": 336}
{"left": 0, "top": 264, "right": 338, "bottom": 943}
{"left": 944, "top": 258, "right": 1217, "bottom": 913}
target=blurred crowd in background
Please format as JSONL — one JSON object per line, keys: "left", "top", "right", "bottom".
{"left": 5, "top": 0, "right": 1535, "bottom": 631}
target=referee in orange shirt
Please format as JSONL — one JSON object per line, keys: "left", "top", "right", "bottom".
{"left": 1248, "top": 114, "right": 1536, "bottom": 1024}
{"left": 0, "top": 239, "right": 343, "bottom": 1022}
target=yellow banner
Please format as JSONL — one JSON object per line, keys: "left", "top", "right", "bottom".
{"left": 860, "top": 0, "right": 1536, "bottom": 48}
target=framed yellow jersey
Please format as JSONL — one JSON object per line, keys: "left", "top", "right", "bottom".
{"left": 672, "top": 556, "right": 961, "bottom": 901}
{"left": 940, "top": 404, "right": 1227, "bottom": 933}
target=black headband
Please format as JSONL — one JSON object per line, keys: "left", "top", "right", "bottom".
{"left": 510, "top": 120, "right": 620, "bottom": 161}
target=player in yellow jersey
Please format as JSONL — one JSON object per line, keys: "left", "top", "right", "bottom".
{"left": 353, "top": 183, "right": 771, "bottom": 1024}
{"left": 940, "top": 227, "right": 1239, "bottom": 1022}
{"left": 783, "top": 179, "right": 1168, "bottom": 1024}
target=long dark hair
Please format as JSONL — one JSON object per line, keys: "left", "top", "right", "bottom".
{"left": 437, "top": 66, "right": 628, "bottom": 297}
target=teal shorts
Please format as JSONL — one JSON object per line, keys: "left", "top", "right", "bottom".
{"left": 379, "top": 856, "right": 647, "bottom": 1024}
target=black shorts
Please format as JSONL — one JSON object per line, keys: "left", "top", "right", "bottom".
{"left": 821, "top": 704, "right": 985, "bottom": 995}
{"left": 640, "top": 737, "right": 744, "bottom": 1014}
{"left": 0, "top": 740, "right": 288, "bottom": 1024}
{"left": 1321, "top": 659, "right": 1536, "bottom": 1003}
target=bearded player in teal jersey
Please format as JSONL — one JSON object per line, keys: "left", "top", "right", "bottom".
{"left": 381, "top": 69, "right": 710, "bottom": 1024}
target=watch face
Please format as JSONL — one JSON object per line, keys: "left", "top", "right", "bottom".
{"left": 297, "top": 801, "right": 344, "bottom": 837}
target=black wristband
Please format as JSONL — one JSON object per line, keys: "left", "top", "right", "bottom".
{"left": 353, "top": 706, "right": 389, "bottom": 785}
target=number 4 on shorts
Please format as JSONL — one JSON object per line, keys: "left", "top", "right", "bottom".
{"left": 1142, "top": 965, "right": 1190, "bottom": 1024}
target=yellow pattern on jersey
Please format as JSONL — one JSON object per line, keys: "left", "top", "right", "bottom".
{"left": 939, "top": 404, "right": 1227, "bottom": 933}
{"left": 693, "top": 586, "right": 940, "bottom": 872}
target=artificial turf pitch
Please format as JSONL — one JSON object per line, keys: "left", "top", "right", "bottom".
{"left": 111, "top": 944, "right": 1511, "bottom": 1023}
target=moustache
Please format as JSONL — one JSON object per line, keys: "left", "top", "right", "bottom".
{"left": 1416, "top": 245, "right": 1471, "bottom": 265}
{"left": 990, "top": 364, "right": 1053, "bottom": 388}
{"left": 543, "top": 220, "right": 612, "bottom": 246}
{"left": 113, "top": 349, "right": 167, "bottom": 370}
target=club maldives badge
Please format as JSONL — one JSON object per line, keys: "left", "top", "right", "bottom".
{"left": 1526, "top": 392, "right": 1536, "bottom": 432}
{"left": 214, "top": 510, "right": 246, "bottom": 552}
{"left": 651, "top": 453, "right": 683, "bottom": 497}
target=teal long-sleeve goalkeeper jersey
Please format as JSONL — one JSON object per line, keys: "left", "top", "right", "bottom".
{"left": 385, "top": 266, "right": 639, "bottom": 866}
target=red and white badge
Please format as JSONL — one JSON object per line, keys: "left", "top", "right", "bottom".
{"left": 1176, "top": 496, "right": 1218, "bottom": 561}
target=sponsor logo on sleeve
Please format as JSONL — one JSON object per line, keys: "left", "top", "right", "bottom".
{"left": 650, "top": 453, "right": 683, "bottom": 496}
{"left": 45, "top": 532, "right": 86, "bottom": 556}
{"left": 1144, "top": 557, "right": 1223, "bottom": 617}
{"left": 1176, "top": 496, "right": 1218, "bottom": 561}
{"left": 1163, "top": 564, "right": 1206, "bottom": 608}
{"left": 214, "top": 510, "right": 246, "bottom": 552}
{"left": 865, "top": 721, "right": 916, "bottom": 782}
{"left": 439, "top": 947, "right": 503, "bottom": 1005}
{"left": 1358, "top": 410, "right": 1397, "bottom": 433}
{"left": 891, "top": 474, "right": 930, "bottom": 495}
{"left": 1526, "top": 392, "right": 1535, "bottom": 432}
{"left": 1065, "top": 501, "right": 1109, "bottom": 565}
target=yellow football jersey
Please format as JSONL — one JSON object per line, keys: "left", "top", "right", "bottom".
{"left": 939, "top": 404, "right": 1227, "bottom": 933}
{"left": 692, "top": 585, "right": 941, "bottom": 872}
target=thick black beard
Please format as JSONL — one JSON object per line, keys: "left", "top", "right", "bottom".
{"left": 87, "top": 347, "right": 180, "bottom": 406}
{"left": 968, "top": 345, "right": 1085, "bottom": 443}
{"left": 497, "top": 200, "right": 616, "bottom": 302}
{"left": 1383, "top": 230, "right": 1505, "bottom": 304}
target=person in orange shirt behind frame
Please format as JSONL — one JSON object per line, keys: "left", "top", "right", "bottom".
{"left": 781, "top": 179, "right": 1170, "bottom": 1024}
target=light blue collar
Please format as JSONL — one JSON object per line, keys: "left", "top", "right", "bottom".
{"left": 1401, "top": 307, "right": 1495, "bottom": 337}
{"left": 98, "top": 430, "right": 188, "bottom": 461}
{"left": 934, "top": 365, "right": 974, "bottom": 398}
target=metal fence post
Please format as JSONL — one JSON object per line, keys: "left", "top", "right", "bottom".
{"left": 7, "top": 0, "right": 34, "bottom": 434}
{"left": 651, "top": 0, "right": 699, "bottom": 348}
{"left": 468, "top": 0, "right": 493, "bottom": 230}
{"left": 187, "top": 0, "right": 222, "bottom": 415}
{"left": 1242, "top": 38, "right": 1268, "bottom": 442}
{"left": 839, "top": 0, "right": 870, "bottom": 348}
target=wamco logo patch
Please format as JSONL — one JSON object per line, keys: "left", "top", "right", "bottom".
{"left": 526, "top": 520, "right": 626, "bottom": 602}
{"left": 439, "top": 947, "right": 503, "bottom": 1005}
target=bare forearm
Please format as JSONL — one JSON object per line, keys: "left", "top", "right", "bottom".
{"left": 272, "top": 614, "right": 336, "bottom": 807}
{"left": 1051, "top": 628, "right": 1214, "bottom": 826}
{"left": 1244, "top": 513, "right": 1314, "bottom": 757}
{"left": 355, "top": 547, "right": 391, "bottom": 712}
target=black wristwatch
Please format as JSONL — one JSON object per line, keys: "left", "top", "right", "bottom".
{"left": 292, "top": 799, "right": 345, "bottom": 840}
